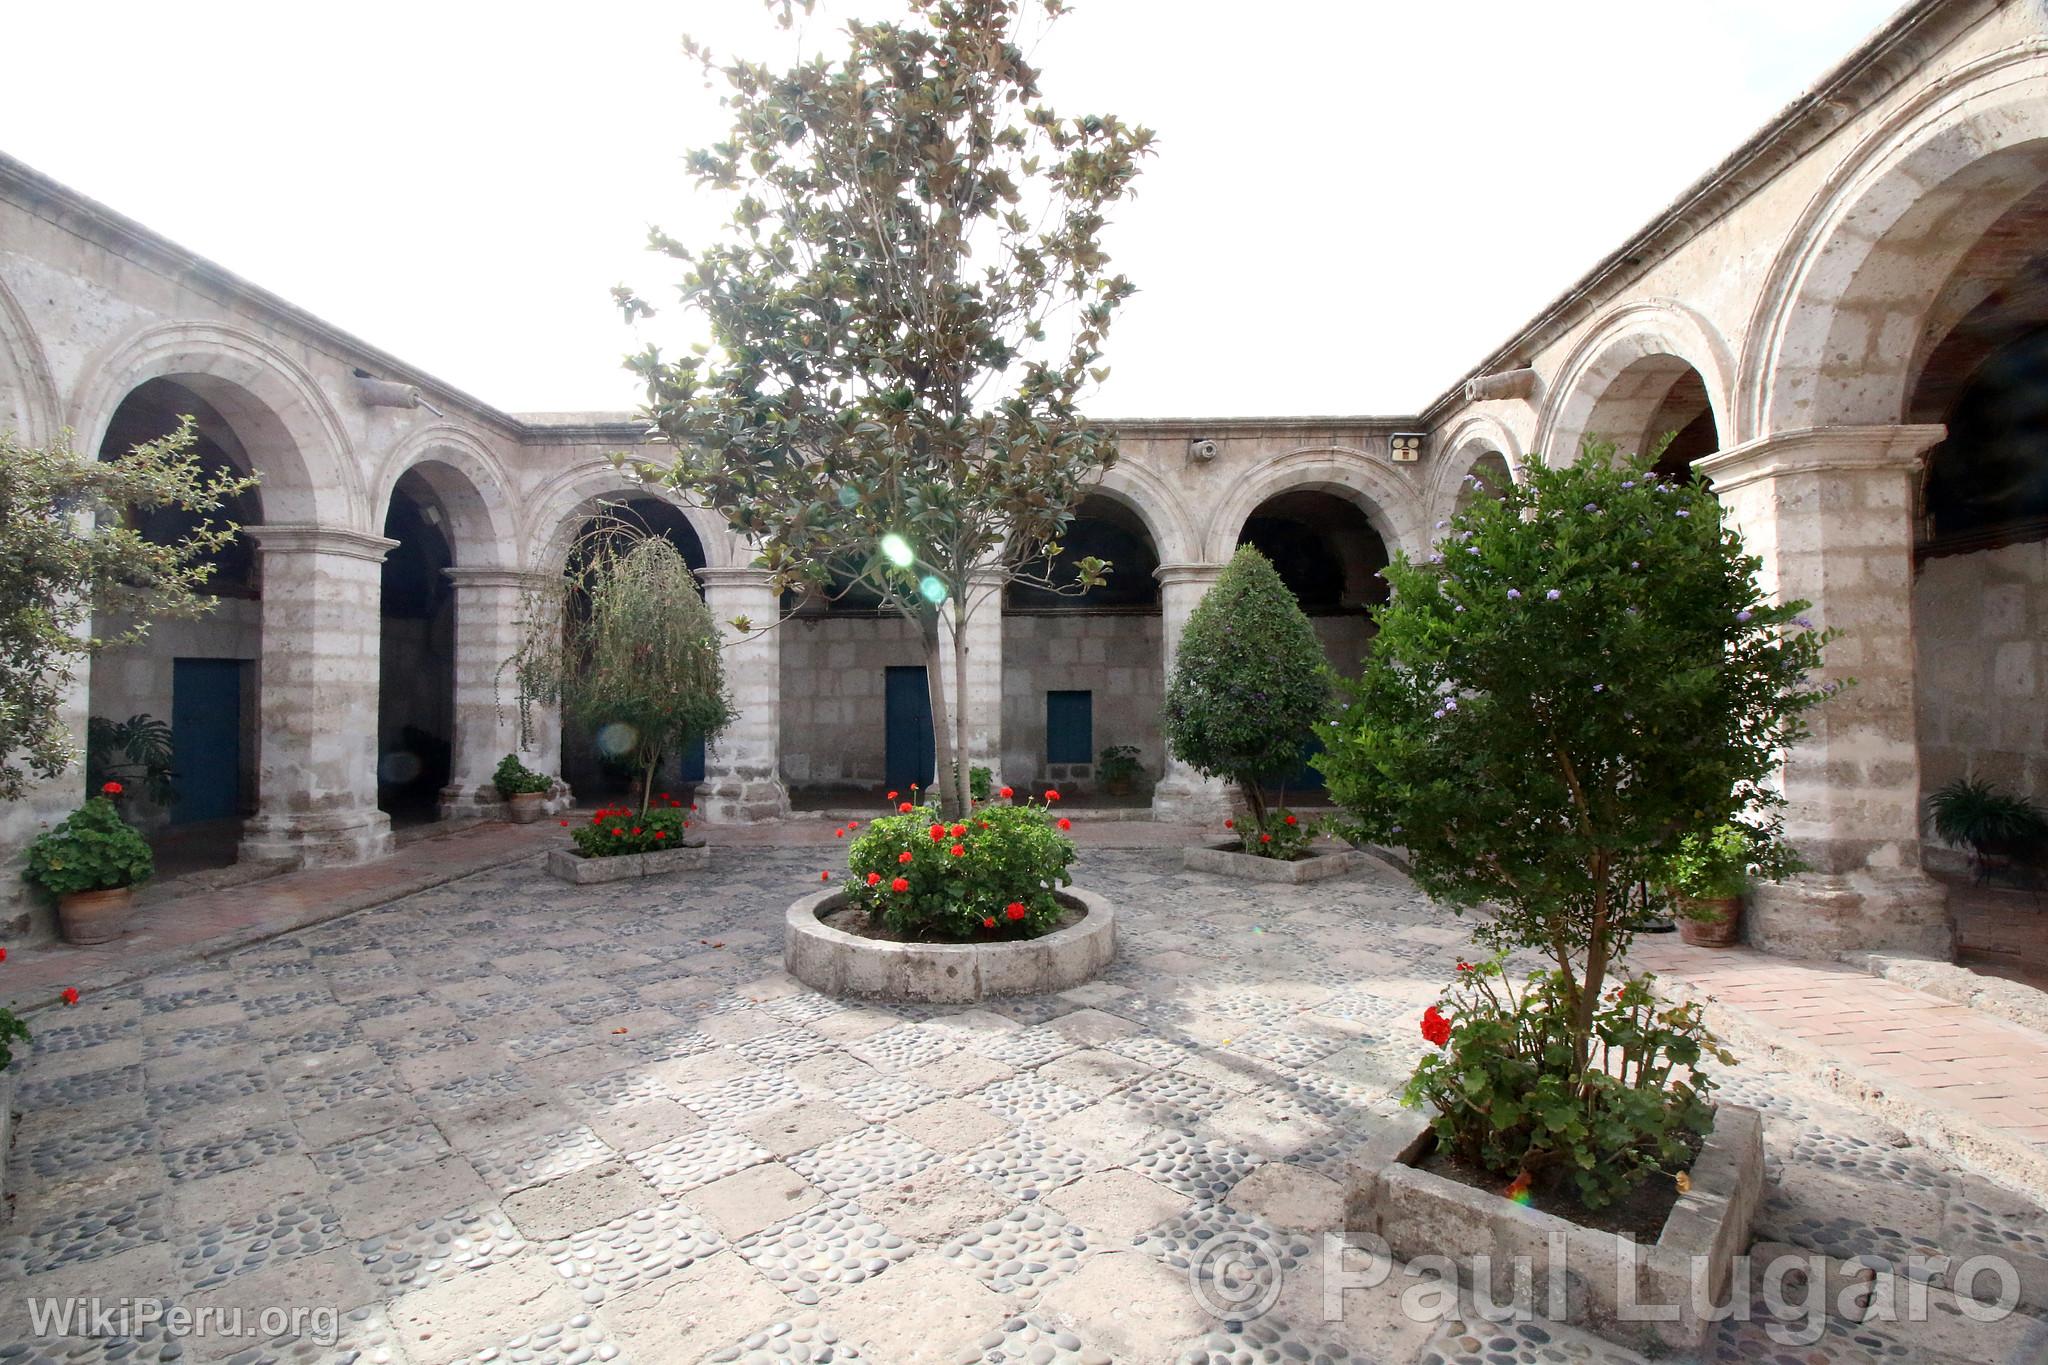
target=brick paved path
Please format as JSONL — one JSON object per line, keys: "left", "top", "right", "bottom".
{"left": 1, "top": 837, "right": 2044, "bottom": 1363}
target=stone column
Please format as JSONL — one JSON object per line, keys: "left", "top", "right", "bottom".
{"left": 1150, "top": 562, "right": 1235, "bottom": 823}
{"left": 1697, "top": 425, "right": 1953, "bottom": 959}
{"left": 940, "top": 572, "right": 1006, "bottom": 792}
{"left": 439, "top": 569, "right": 566, "bottom": 819}
{"left": 239, "top": 525, "right": 398, "bottom": 868}
{"left": 697, "top": 566, "right": 790, "bottom": 822}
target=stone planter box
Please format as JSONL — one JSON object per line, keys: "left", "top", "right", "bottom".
{"left": 785, "top": 887, "right": 1114, "bottom": 1003}
{"left": 1347, "top": 1103, "right": 1763, "bottom": 1353}
{"left": 0, "top": 1070, "right": 13, "bottom": 1202}
{"left": 546, "top": 842, "right": 709, "bottom": 884}
{"left": 1183, "top": 842, "right": 1366, "bottom": 884}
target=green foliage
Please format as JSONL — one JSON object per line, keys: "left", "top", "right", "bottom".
{"left": 968, "top": 766, "right": 994, "bottom": 803}
{"left": 24, "top": 796, "right": 154, "bottom": 897}
{"left": 844, "top": 797, "right": 1075, "bottom": 941}
{"left": 1223, "top": 809, "right": 1317, "bottom": 860}
{"left": 0, "top": 1008, "right": 30, "bottom": 1071}
{"left": 86, "top": 714, "right": 179, "bottom": 808}
{"left": 1658, "top": 823, "right": 1796, "bottom": 901}
{"left": 1095, "top": 745, "right": 1142, "bottom": 785}
{"left": 618, "top": 0, "right": 1153, "bottom": 818}
{"left": 492, "top": 753, "right": 553, "bottom": 798}
{"left": 572, "top": 801, "right": 696, "bottom": 858}
{"left": 0, "top": 424, "right": 255, "bottom": 801}
{"left": 510, "top": 528, "right": 736, "bottom": 816}
{"left": 1161, "top": 546, "right": 1330, "bottom": 825}
{"left": 1317, "top": 445, "right": 1833, "bottom": 1056}
{"left": 1926, "top": 777, "right": 2048, "bottom": 857}
{"left": 1407, "top": 960, "right": 1732, "bottom": 1209}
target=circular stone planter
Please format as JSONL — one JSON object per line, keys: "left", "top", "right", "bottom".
{"left": 785, "top": 887, "right": 1114, "bottom": 1003}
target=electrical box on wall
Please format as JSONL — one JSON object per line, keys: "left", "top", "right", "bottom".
{"left": 1389, "top": 433, "right": 1424, "bottom": 463}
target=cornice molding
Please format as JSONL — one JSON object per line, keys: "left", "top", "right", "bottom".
{"left": 1696, "top": 424, "right": 1947, "bottom": 493}
{"left": 247, "top": 524, "right": 399, "bottom": 562}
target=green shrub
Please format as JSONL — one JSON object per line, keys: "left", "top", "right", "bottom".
{"left": 1658, "top": 823, "right": 1792, "bottom": 901}
{"left": 0, "top": 1009, "right": 30, "bottom": 1071}
{"left": 1096, "top": 745, "right": 1142, "bottom": 786}
{"left": 843, "top": 796, "right": 1076, "bottom": 941}
{"left": 1926, "top": 777, "right": 2048, "bottom": 857}
{"left": 1407, "top": 959, "right": 1731, "bottom": 1210}
{"left": 968, "top": 766, "right": 994, "bottom": 803}
{"left": 492, "top": 753, "right": 553, "bottom": 798}
{"left": 1220, "top": 808, "right": 1317, "bottom": 860}
{"left": 1161, "top": 546, "right": 1329, "bottom": 826}
{"left": 570, "top": 800, "right": 695, "bottom": 858}
{"left": 24, "top": 796, "right": 154, "bottom": 896}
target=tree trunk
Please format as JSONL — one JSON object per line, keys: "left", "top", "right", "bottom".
{"left": 638, "top": 743, "right": 665, "bottom": 818}
{"left": 951, "top": 596, "right": 973, "bottom": 814}
{"left": 920, "top": 611, "right": 964, "bottom": 819}
{"left": 1241, "top": 779, "right": 1266, "bottom": 840}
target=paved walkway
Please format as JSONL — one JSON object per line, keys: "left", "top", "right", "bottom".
{"left": 2, "top": 836, "right": 2044, "bottom": 1364}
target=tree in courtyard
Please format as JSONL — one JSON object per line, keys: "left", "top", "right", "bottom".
{"left": 0, "top": 424, "right": 255, "bottom": 802}
{"left": 614, "top": 0, "right": 1154, "bottom": 818}
{"left": 1160, "top": 545, "right": 1330, "bottom": 842}
{"left": 509, "top": 528, "right": 737, "bottom": 817}
{"left": 1315, "top": 446, "right": 1826, "bottom": 1202}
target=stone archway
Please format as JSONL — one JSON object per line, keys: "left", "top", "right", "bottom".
{"left": 1540, "top": 302, "right": 1733, "bottom": 472}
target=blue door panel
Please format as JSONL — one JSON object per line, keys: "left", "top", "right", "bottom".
{"left": 885, "top": 666, "right": 935, "bottom": 793}
{"left": 170, "top": 658, "right": 243, "bottom": 824}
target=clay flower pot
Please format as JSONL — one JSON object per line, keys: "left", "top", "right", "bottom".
{"left": 1677, "top": 894, "right": 1742, "bottom": 948}
{"left": 507, "top": 791, "right": 547, "bottom": 824}
{"left": 58, "top": 886, "right": 134, "bottom": 945}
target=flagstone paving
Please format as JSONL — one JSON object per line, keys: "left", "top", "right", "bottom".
{"left": 3, "top": 847, "right": 2046, "bottom": 1364}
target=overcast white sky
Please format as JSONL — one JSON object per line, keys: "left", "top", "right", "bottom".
{"left": 3, "top": 1, "right": 1902, "bottom": 420}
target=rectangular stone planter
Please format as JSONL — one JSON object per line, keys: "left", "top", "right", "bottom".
{"left": 546, "top": 842, "right": 709, "bottom": 884}
{"left": 1183, "top": 842, "right": 1366, "bottom": 883}
{"left": 1347, "top": 1103, "right": 1763, "bottom": 1353}
{"left": 0, "top": 1069, "right": 12, "bottom": 1203}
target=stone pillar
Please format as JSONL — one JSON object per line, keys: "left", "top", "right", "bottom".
{"left": 439, "top": 569, "right": 567, "bottom": 819}
{"left": 940, "top": 572, "right": 1006, "bottom": 792}
{"left": 697, "top": 566, "right": 790, "bottom": 822}
{"left": 239, "top": 525, "right": 398, "bottom": 868}
{"left": 1150, "top": 562, "right": 1235, "bottom": 823}
{"left": 1698, "top": 426, "right": 1953, "bottom": 959}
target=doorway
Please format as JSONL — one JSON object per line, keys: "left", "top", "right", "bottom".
{"left": 884, "top": 666, "right": 935, "bottom": 793}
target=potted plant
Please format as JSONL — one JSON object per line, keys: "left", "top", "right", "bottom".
{"left": 492, "top": 753, "right": 553, "bottom": 824}
{"left": 1660, "top": 825, "right": 1755, "bottom": 947}
{"left": 25, "top": 783, "right": 154, "bottom": 944}
{"left": 1096, "top": 744, "right": 1142, "bottom": 797}
{"left": 1926, "top": 776, "right": 2048, "bottom": 882}
{"left": 786, "top": 787, "right": 1112, "bottom": 1002}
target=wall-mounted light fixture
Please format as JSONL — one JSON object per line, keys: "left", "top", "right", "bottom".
{"left": 1389, "top": 433, "right": 1425, "bottom": 463}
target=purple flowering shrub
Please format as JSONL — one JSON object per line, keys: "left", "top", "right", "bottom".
{"left": 1318, "top": 440, "right": 1831, "bottom": 1197}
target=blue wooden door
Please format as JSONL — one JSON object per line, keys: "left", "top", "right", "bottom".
{"left": 171, "top": 658, "right": 243, "bottom": 823}
{"left": 680, "top": 733, "right": 707, "bottom": 784}
{"left": 884, "top": 666, "right": 934, "bottom": 793}
{"left": 1046, "top": 690, "right": 1093, "bottom": 765}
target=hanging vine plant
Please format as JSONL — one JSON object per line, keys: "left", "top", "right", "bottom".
{"left": 504, "top": 521, "right": 736, "bottom": 817}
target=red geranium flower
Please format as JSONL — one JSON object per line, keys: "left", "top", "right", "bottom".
{"left": 1224, "top": 818, "right": 1234, "bottom": 829}
{"left": 836, "top": 828, "right": 846, "bottom": 838}
{"left": 559, "top": 820, "right": 569, "bottom": 827}
{"left": 100, "top": 781, "right": 122, "bottom": 796}
{"left": 867, "top": 871, "right": 882, "bottom": 886}
{"left": 631, "top": 827, "right": 642, "bottom": 836}
{"left": 1005, "top": 901, "right": 1026, "bottom": 920}
{"left": 0, "top": 947, "right": 7, "bottom": 961}
{"left": 1456, "top": 961, "right": 1472, "bottom": 973}
{"left": 655, "top": 830, "right": 667, "bottom": 840}
{"left": 848, "top": 820, "right": 859, "bottom": 829}
{"left": 983, "top": 916, "right": 996, "bottom": 928}
{"left": 899, "top": 802, "right": 913, "bottom": 814}
{"left": 659, "top": 793, "right": 670, "bottom": 801}
{"left": 1260, "top": 833, "right": 1272, "bottom": 843}
{"left": 61, "top": 987, "right": 79, "bottom": 1005}
{"left": 999, "top": 786, "right": 1014, "bottom": 800}
{"left": 612, "top": 828, "right": 625, "bottom": 837}
{"left": 898, "top": 850, "right": 913, "bottom": 864}
{"left": 1421, "top": 1005, "right": 1451, "bottom": 1048}
{"left": 691, "top": 803, "right": 698, "bottom": 812}
{"left": 950, "top": 823, "right": 966, "bottom": 837}
{"left": 821, "top": 871, "right": 830, "bottom": 881}
{"left": 891, "top": 876, "right": 910, "bottom": 892}
{"left": 929, "top": 824, "right": 945, "bottom": 842}
{"left": 1057, "top": 818, "right": 1070, "bottom": 831}
{"left": 1284, "top": 815, "right": 1297, "bottom": 826}
{"left": 1045, "top": 789, "right": 1060, "bottom": 801}
{"left": 950, "top": 845, "right": 965, "bottom": 858}
{"left": 888, "top": 791, "right": 899, "bottom": 801}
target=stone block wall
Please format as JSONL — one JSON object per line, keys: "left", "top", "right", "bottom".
{"left": 778, "top": 612, "right": 924, "bottom": 788}
{"left": 1916, "top": 541, "right": 2048, "bottom": 863}
{"left": 1002, "top": 611, "right": 1162, "bottom": 789}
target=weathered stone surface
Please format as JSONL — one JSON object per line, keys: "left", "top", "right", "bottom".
{"left": 545, "top": 842, "right": 710, "bottom": 884}
{"left": 784, "top": 887, "right": 1115, "bottom": 1003}
{"left": 1183, "top": 843, "right": 1368, "bottom": 884}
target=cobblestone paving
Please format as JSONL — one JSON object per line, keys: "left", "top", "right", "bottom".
{"left": 4, "top": 847, "right": 2046, "bottom": 1364}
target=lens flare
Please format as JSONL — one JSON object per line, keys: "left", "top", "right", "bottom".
{"left": 880, "top": 534, "right": 914, "bottom": 567}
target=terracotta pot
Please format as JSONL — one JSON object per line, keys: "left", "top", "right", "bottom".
{"left": 507, "top": 792, "right": 547, "bottom": 824}
{"left": 1677, "top": 894, "right": 1742, "bottom": 948}
{"left": 58, "top": 886, "right": 134, "bottom": 945}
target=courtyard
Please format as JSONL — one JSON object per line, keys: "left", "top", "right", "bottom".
{"left": 1, "top": 829, "right": 2043, "bottom": 1364}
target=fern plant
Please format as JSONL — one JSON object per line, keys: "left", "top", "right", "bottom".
{"left": 1926, "top": 777, "right": 2048, "bottom": 870}
{"left": 86, "top": 714, "right": 178, "bottom": 808}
